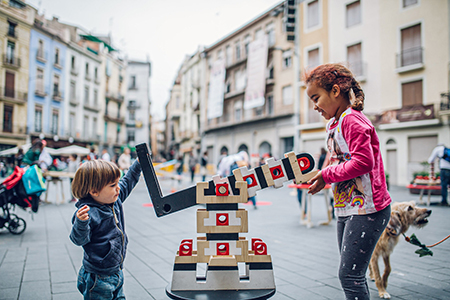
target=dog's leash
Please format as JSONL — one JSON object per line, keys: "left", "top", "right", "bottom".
{"left": 402, "top": 233, "right": 450, "bottom": 257}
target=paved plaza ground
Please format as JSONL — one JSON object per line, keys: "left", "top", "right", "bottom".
{"left": 0, "top": 173, "right": 449, "bottom": 300}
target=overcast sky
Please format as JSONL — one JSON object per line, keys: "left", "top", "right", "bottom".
{"left": 26, "top": 0, "right": 282, "bottom": 120}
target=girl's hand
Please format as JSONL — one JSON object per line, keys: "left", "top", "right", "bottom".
{"left": 307, "top": 171, "right": 326, "bottom": 195}
{"left": 76, "top": 205, "right": 90, "bottom": 221}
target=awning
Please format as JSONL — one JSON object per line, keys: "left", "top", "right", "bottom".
{"left": 80, "top": 35, "right": 115, "bottom": 52}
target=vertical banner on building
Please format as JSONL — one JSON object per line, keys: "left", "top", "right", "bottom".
{"left": 244, "top": 36, "right": 268, "bottom": 110}
{"left": 207, "top": 58, "right": 226, "bottom": 119}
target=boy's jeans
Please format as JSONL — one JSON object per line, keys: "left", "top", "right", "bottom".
{"left": 77, "top": 266, "right": 125, "bottom": 300}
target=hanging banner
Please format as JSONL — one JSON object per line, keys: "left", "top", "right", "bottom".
{"left": 207, "top": 58, "right": 226, "bottom": 119}
{"left": 244, "top": 36, "right": 268, "bottom": 110}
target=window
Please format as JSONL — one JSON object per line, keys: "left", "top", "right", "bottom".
{"left": 282, "top": 50, "right": 292, "bottom": 69}
{"left": 403, "top": 0, "right": 418, "bottom": 7}
{"left": 3, "top": 105, "right": 13, "bottom": 133}
{"left": 244, "top": 35, "right": 251, "bottom": 56}
{"left": 130, "top": 75, "right": 136, "bottom": 89}
{"left": 255, "top": 28, "right": 264, "bottom": 40}
{"left": 347, "top": 43, "right": 363, "bottom": 76}
{"left": 234, "top": 101, "right": 242, "bottom": 122}
{"left": 6, "top": 41, "right": 15, "bottom": 64}
{"left": 4, "top": 72, "right": 15, "bottom": 98}
{"left": 84, "top": 86, "right": 89, "bottom": 106}
{"left": 235, "top": 68, "right": 246, "bottom": 91}
{"left": 94, "top": 89, "right": 98, "bottom": 106}
{"left": 127, "top": 130, "right": 135, "bottom": 143}
{"left": 402, "top": 79, "right": 422, "bottom": 107}
{"left": 71, "top": 56, "right": 76, "bottom": 70}
{"left": 129, "top": 110, "right": 135, "bottom": 121}
{"left": 70, "top": 81, "right": 76, "bottom": 102}
{"left": 307, "top": 48, "right": 320, "bottom": 70}
{"left": 83, "top": 115, "right": 89, "bottom": 137}
{"left": 69, "top": 112, "right": 76, "bottom": 137}
{"left": 346, "top": 1, "right": 361, "bottom": 28}
{"left": 307, "top": 0, "right": 319, "bottom": 29}
{"left": 36, "top": 69, "right": 44, "bottom": 94}
{"left": 92, "top": 118, "right": 97, "bottom": 139}
{"left": 226, "top": 45, "right": 233, "bottom": 65}
{"left": 37, "top": 40, "right": 44, "bottom": 59}
{"left": 266, "top": 23, "right": 275, "bottom": 47}
{"left": 176, "top": 96, "right": 180, "bottom": 109}
{"left": 55, "top": 48, "right": 60, "bottom": 65}
{"left": 282, "top": 85, "right": 293, "bottom": 105}
{"left": 94, "top": 67, "right": 98, "bottom": 80}
{"left": 35, "top": 106, "right": 42, "bottom": 132}
{"left": 7, "top": 21, "right": 17, "bottom": 37}
{"left": 9, "top": 0, "right": 25, "bottom": 9}
{"left": 53, "top": 75, "right": 60, "bottom": 97}
{"left": 51, "top": 110, "right": 59, "bottom": 135}
{"left": 267, "top": 94, "right": 274, "bottom": 115}
{"left": 85, "top": 63, "right": 89, "bottom": 78}
{"left": 400, "top": 24, "right": 422, "bottom": 67}
{"left": 235, "top": 40, "right": 241, "bottom": 61}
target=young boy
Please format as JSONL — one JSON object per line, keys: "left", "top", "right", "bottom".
{"left": 69, "top": 159, "right": 141, "bottom": 299}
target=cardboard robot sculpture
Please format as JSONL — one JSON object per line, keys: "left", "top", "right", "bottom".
{"left": 136, "top": 143, "right": 317, "bottom": 299}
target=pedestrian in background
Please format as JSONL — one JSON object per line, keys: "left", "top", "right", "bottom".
{"left": 22, "top": 138, "right": 44, "bottom": 166}
{"left": 175, "top": 155, "right": 184, "bottom": 185}
{"left": 89, "top": 147, "right": 97, "bottom": 160}
{"left": 15, "top": 148, "right": 24, "bottom": 167}
{"left": 306, "top": 63, "right": 391, "bottom": 300}
{"left": 101, "top": 148, "right": 111, "bottom": 162}
{"left": 188, "top": 152, "right": 197, "bottom": 183}
{"left": 118, "top": 147, "right": 131, "bottom": 174}
{"left": 69, "top": 159, "right": 142, "bottom": 299}
{"left": 39, "top": 140, "right": 52, "bottom": 172}
{"left": 428, "top": 143, "right": 450, "bottom": 206}
{"left": 200, "top": 151, "right": 208, "bottom": 181}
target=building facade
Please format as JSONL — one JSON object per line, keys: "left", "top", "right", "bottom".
{"left": 202, "top": 2, "right": 297, "bottom": 167}
{"left": 27, "top": 16, "right": 67, "bottom": 148}
{"left": 0, "top": 0, "right": 35, "bottom": 150}
{"left": 125, "top": 60, "right": 151, "bottom": 149}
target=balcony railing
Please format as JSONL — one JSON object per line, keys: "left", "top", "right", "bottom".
{"left": 0, "top": 124, "right": 26, "bottom": 135}
{"left": 52, "top": 91, "right": 63, "bottom": 101}
{"left": 36, "top": 50, "right": 47, "bottom": 62}
{"left": 397, "top": 47, "right": 423, "bottom": 68}
{"left": 127, "top": 103, "right": 141, "bottom": 110}
{"left": 0, "top": 88, "right": 27, "bottom": 103}
{"left": 3, "top": 54, "right": 20, "bottom": 68}
{"left": 106, "top": 92, "right": 125, "bottom": 103}
{"left": 440, "top": 92, "right": 450, "bottom": 111}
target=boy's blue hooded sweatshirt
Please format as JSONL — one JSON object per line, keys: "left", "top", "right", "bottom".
{"left": 70, "top": 160, "right": 141, "bottom": 275}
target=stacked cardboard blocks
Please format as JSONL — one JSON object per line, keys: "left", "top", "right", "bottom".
{"left": 168, "top": 152, "right": 318, "bottom": 298}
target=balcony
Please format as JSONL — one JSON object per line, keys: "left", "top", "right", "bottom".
{"left": 69, "top": 96, "right": 79, "bottom": 106}
{"left": 70, "top": 67, "right": 78, "bottom": 76}
{"left": 440, "top": 92, "right": 450, "bottom": 115}
{"left": 0, "top": 88, "right": 27, "bottom": 104}
{"left": 396, "top": 47, "right": 424, "bottom": 73}
{"left": 83, "top": 103, "right": 101, "bottom": 112}
{"left": 36, "top": 50, "right": 47, "bottom": 63}
{"left": 106, "top": 92, "right": 124, "bottom": 104}
{"left": 369, "top": 104, "right": 438, "bottom": 130}
{"left": 104, "top": 114, "right": 125, "bottom": 124}
{"left": 52, "top": 91, "right": 63, "bottom": 101}
{"left": 127, "top": 102, "right": 141, "bottom": 110}
{"left": 0, "top": 124, "right": 26, "bottom": 136}
{"left": 34, "top": 88, "right": 46, "bottom": 98}
{"left": 3, "top": 54, "right": 20, "bottom": 69}
{"left": 85, "top": 73, "right": 91, "bottom": 81}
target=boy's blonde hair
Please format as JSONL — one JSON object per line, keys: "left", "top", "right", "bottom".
{"left": 72, "top": 160, "right": 121, "bottom": 199}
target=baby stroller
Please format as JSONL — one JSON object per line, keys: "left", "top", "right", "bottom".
{"left": 0, "top": 166, "right": 42, "bottom": 235}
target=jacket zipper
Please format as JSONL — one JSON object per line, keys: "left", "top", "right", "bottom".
{"left": 111, "top": 206, "right": 124, "bottom": 265}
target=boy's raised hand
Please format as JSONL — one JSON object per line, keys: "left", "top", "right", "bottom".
{"left": 76, "top": 205, "right": 90, "bottom": 221}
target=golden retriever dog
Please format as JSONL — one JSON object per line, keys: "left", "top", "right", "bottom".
{"left": 369, "top": 201, "right": 431, "bottom": 299}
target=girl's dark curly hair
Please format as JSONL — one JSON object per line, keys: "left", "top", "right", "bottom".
{"left": 304, "top": 63, "right": 365, "bottom": 111}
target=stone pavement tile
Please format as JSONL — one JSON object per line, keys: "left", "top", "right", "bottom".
{"left": 18, "top": 280, "right": 51, "bottom": 300}
{"left": 22, "top": 268, "right": 50, "bottom": 282}
{"left": 269, "top": 291, "right": 296, "bottom": 300}
{"left": 51, "top": 269, "right": 77, "bottom": 284}
{"left": 51, "top": 291, "right": 81, "bottom": 300}
{"left": 147, "top": 287, "right": 170, "bottom": 300}
{"left": 2, "top": 248, "right": 26, "bottom": 263}
{"left": 123, "top": 273, "right": 154, "bottom": 299}
{"left": 401, "top": 282, "right": 450, "bottom": 299}
{"left": 51, "top": 281, "right": 78, "bottom": 294}
{"left": 0, "top": 262, "right": 23, "bottom": 289}
{"left": 128, "top": 269, "right": 169, "bottom": 289}
{"left": 276, "top": 283, "right": 329, "bottom": 300}
{"left": 24, "top": 261, "right": 48, "bottom": 271}
{"left": 0, "top": 287, "right": 19, "bottom": 300}
{"left": 307, "top": 284, "right": 345, "bottom": 300}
